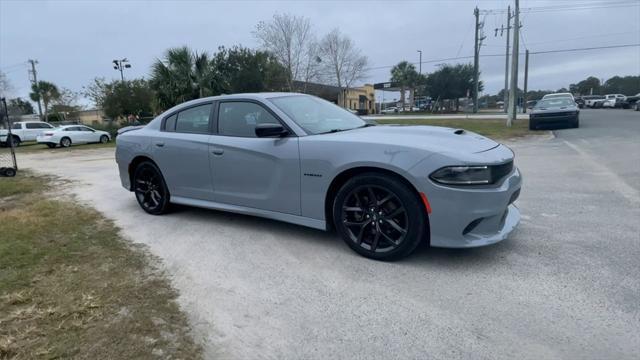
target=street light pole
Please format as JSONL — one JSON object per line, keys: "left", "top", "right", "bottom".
{"left": 112, "top": 58, "right": 131, "bottom": 81}
{"left": 417, "top": 50, "right": 422, "bottom": 74}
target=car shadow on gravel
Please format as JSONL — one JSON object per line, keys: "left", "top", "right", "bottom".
{"left": 169, "top": 203, "right": 516, "bottom": 268}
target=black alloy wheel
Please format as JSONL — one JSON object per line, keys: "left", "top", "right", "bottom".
{"left": 333, "top": 173, "right": 426, "bottom": 260}
{"left": 133, "top": 162, "right": 170, "bottom": 215}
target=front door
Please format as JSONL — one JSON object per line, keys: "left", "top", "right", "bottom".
{"left": 153, "top": 103, "right": 214, "bottom": 201}
{"left": 209, "top": 100, "right": 300, "bottom": 215}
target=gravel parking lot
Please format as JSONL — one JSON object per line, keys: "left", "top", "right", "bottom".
{"left": 17, "top": 109, "right": 640, "bottom": 359}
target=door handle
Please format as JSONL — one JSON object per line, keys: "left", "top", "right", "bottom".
{"left": 154, "top": 142, "right": 165, "bottom": 147}
{"left": 211, "top": 148, "right": 224, "bottom": 155}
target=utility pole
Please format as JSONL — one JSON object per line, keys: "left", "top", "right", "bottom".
{"left": 472, "top": 8, "right": 486, "bottom": 113}
{"left": 473, "top": 7, "right": 480, "bottom": 113}
{"left": 523, "top": 49, "right": 529, "bottom": 114}
{"left": 507, "top": 0, "right": 520, "bottom": 126}
{"left": 28, "top": 59, "right": 43, "bottom": 120}
{"left": 417, "top": 50, "right": 422, "bottom": 75}
{"left": 494, "top": 6, "right": 512, "bottom": 113}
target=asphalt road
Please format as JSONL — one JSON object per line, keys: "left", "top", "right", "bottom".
{"left": 554, "top": 108, "right": 640, "bottom": 192}
{"left": 17, "top": 109, "right": 640, "bottom": 360}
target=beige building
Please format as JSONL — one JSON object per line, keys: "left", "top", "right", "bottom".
{"left": 70, "top": 109, "right": 107, "bottom": 125}
{"left": 338, "top": 84, "right": 376, "bottom": 114}
{"left": 293, "top": 81, "right": 377, "bottom": 114}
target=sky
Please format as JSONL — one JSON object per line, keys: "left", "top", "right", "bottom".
{"left": 1, "top": 0, "right": 639, "bottom": 106}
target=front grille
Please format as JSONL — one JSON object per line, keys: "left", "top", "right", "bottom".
{"left": 490, "top": 161, "right": 513, "bottom": 184}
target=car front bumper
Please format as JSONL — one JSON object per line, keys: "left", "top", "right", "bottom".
{"left": 424, "top": 167, "right": 522, "bottom": 248}
{"left": 530, "top": 113, "right": 577, "bottom": 127}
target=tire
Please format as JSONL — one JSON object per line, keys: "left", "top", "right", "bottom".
{"left": 4, "top": 168, "right": 16, "bottom": 177}
{"left": 100, "top": 135, "right": 109, "bottom": 144}
{"left": 572, "top": 117, "right": 579, "bottom": 128}
{"left": 332, "top": 173, "right": 427, "bottom": 260}
{"left": 529, "top": 120, "right": 537, "bottom": 130}
{"left": 9, "top": 135, "right": 20, "bottom": 147}
{"left": 46, "top": 143, "right": 56, "bottom": 149}
{"left": 133, "top": 161, "right": 171, "bottom": 215}
{"left": 60, "top": 137, "right": 72, "bottom": 148}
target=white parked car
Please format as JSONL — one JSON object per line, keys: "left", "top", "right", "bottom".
{"left": 602, "top": 94, "right": 627, "bottom": 108}
{"left": 381, "top": 107, "right": 399, "bottom": 114}
{"left": 36, "top": 125, "right": 111, "bottom": 148}
{"left": 0, "top": 121, "right": 55, "bottom": 146}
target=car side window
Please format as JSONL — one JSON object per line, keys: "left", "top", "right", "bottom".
{"left": 12, "top": 123, "right": 22, "bottom": 129}
{"left": 26, "top": 123, "right": 41, "bottom": 129}
{"left": 164, "top": 114, "right": 177, "bottom": 132}
{"left": 218, "top": 102, "right": 279, "bottom": 137}
{"left": 175, "top": 104, "right": 212, "bottom": 134}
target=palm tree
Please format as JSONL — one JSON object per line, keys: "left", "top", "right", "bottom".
{"left": 149, "top": 47, "right": 217, "bottom": 110}
{"left": 30, "top": 81, "right": 60, "bottom": 122}
{"left": 390, "top": 61, "right": 419, "bottom": 111}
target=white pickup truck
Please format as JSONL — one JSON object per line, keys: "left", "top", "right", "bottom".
{"left": 0, "top": 121, "right": 56, "bottom": 146}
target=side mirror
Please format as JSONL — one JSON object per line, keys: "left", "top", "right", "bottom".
{"left": 255, "top": 123, "right": 288, "bottom": 137}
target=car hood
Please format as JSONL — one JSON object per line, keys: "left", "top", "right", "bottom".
{"left": 312, "top": 125, "right": 499, "bottom": 154}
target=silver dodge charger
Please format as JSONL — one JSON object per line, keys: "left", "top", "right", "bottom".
{"left": 116, "top": 93, "right": 521, "bottom": 260}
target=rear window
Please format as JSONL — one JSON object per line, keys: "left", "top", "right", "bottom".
{"left": 175, "top": 104, "right": 212, "bottom": 134}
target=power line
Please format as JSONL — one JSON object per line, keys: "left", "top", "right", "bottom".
{"left": 481, "top": 1, "right": 639, "bottom": 14}
{"left": 529, "top": 43, "right": 640, "bottom": 55}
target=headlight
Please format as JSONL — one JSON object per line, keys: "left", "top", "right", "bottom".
{"left": 430, "top": 166, "right": 491, "bottom": 185}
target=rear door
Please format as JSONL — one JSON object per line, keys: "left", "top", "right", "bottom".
{"left": 152, "top": 102, "right": 214, "bottom": 201}
{"left": 208, "top": 100, "right": 300, "bottom": 215}
{"left": 24, "top": 122, "right": 52, "bottom": 141}
{"left": 63, "top": 126, "right": 84, "bottom": 143}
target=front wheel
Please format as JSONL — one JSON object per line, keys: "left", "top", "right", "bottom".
{"left": 333, "top": 173, "right": 427, "bottom": 260}
{"left": 133, "top": 161, "right": 170, "bottom": 215}
{"left": 100, "top": 135, "right": 109, "bottom": 144}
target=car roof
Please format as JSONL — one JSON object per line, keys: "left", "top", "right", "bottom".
{"left": 166, "top": 92, "right": 304, "bottom": 112}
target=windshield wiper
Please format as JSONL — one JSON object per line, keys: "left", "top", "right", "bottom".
{"left": 317, "top": 123, "right": 375, "bottom": 135}
{"left": 318, "top": 128, "right": 347, "bottom": 134}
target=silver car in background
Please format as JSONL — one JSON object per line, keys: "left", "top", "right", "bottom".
{"left": 116, "top": 93, "right": 521, "bottom": 260}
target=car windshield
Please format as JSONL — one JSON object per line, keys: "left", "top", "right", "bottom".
{"left": 270, "top": 95, "right": 366, "bottom": 135}
{"left": 535, "top": 98, "right": 575, "bottom": 109}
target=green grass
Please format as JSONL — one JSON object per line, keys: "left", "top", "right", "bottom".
{"left": 0, "top": 172, "right": 202, "bottom": 359}
{"left": 12, "top": 141, "right": 116, "bottom": 153}
{"left": 375, "top": 118, "right": 536, "bottom": 140}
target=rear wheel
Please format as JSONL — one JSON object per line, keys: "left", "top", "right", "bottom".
{"left": 333, "top": 173, "right": 426, "bottom": 260}
{"left": 133, "top": 161, "right": 170, "bottom": 215}
{"left": 9, "top": 135, "right": 20, "bottom": 147}
{"left": 60, "top": 137, "right": 72, "bottom": 148}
